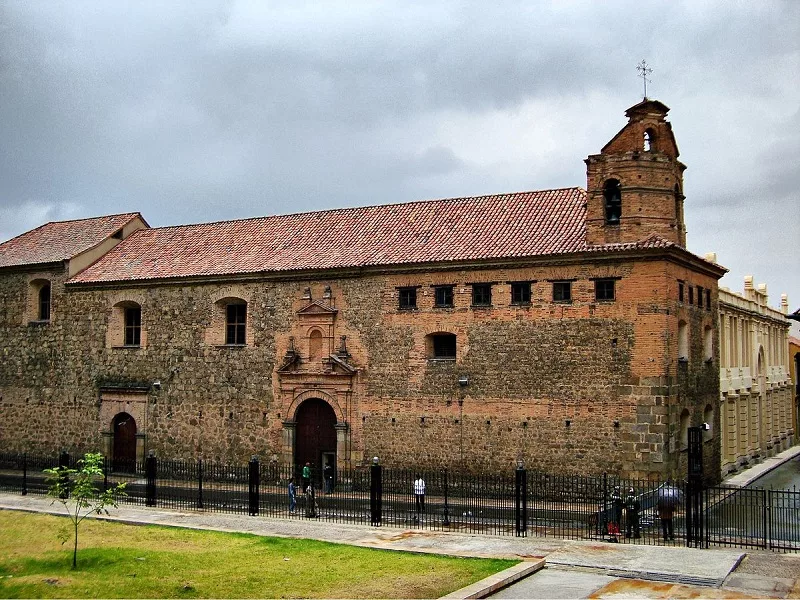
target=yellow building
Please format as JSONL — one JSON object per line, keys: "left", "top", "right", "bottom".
{"left": 718, "top": 276, "right": 793, "bottom": 476}
{"left": 789, "top": 331, "right": 800, "bottom": 440}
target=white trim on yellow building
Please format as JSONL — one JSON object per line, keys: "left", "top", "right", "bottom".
{"left": 718, "top": 276, "right": 793, "bottom": 477}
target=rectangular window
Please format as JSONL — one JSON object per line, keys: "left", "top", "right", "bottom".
{"left": 594, "top": 279, "right": 615, "bottom": 301}
{"left": 688, "top": 286, "right": 694, "bottom": 305}
{"left": 510, "top": 282, "right": 531, "bottom": 305}
{"left": 679, "top": 281, "right": 684, "bottom": 303}
{"left": 553, "top": 281, "right": 572, "bottom": 303}
{"left": 432, "top": 334, "right": 456, "bottom": 359}
{"left": 706, "top": 291, "right": 711, "bottom": 310}
{"left": 226, "top": 303, "right": 247, "bottom": 345}
{"left": 472, "top": 283, "right": 492, "bottom": 307}
{"left": 697, "top": 286, "right": 703, "bottom": 307}
{"left": 398, "top": 287, "right": 417, "bottom": 310}
{"left": 124, "top": 307, "right": 141, "bottom": 346}
{"left": 38, "top": 284, "right": 51, "bottom": 321}
{"left": 434, "top": 285, "right": 454, "bottom": 308}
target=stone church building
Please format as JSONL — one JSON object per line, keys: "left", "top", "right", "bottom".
{"left": 0, "top": 99, "right": 727, "bottom": 481}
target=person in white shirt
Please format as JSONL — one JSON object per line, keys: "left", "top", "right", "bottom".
{"left": 413, "top": 475, "right": 426, "bottom": 514}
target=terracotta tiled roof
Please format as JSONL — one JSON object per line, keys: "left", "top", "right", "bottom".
{"left": 0, "top": 213, "right": 143, "bottom": 269}
{"left": 70, "top": 189, "right": 591, "bottom": 283}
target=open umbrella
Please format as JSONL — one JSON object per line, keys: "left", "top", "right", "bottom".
{"left": 657, "top": 484, "right": 683, "bottom": 508}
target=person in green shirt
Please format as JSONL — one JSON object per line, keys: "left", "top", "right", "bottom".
{"left": 302, "top": 462, "right": 311, "bottom": 492}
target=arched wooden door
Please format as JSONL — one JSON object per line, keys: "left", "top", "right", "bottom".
{"left": 295, "top": 399, "right": 336, "bottom": 484}
{"left": 112, "top": 413, "right": 137, "bottom": 473}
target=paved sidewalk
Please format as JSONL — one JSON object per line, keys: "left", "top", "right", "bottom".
{"left": 724, "top": 445, "right": 800, "bottom": 488}
{"left": 0, "top": 491, "right": 771, "bottom": 598}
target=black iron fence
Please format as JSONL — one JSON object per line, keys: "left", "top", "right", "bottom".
{"left": 0, "top": 450, "right": 796, "bottom": 552}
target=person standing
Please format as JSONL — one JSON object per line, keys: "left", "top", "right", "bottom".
{"left": 323, "top": 462, "right": 334, "bottom": 494}
{"left": 413, "top": 475, "right": 426, "bottom": 516}
{"left": 624, "top": 487, "right": 641, "bottom": 539}
{"left": 288, "top": 478, "right": 297, "bottom": 514}
{"left": 301, "top": 462, "right": 311, "bottom": 492}
{"left": 657, "top": 494, "right": 676, "bottom": 541}
{"left": 608, "top": 486, "right": 623, "bottom": 542}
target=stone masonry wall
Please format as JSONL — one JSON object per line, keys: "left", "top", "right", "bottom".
{"left": 0, "top": 253, "right": 721, "bottom": 480}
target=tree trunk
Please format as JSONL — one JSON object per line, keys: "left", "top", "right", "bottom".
{"left": 72, "top": 519, "right": 78, "bottom": 569}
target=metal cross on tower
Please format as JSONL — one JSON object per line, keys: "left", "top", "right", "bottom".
{"left": 636, "top": 59, "right": 653, "bottom": 99}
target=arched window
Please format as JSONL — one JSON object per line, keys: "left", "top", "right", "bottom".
{"left": 680, "top": 409, "right": 691, "bottom": 449}
{"left": 674, "top": 184, "right": 683, "bottom": 224}
{"left": 643, "top": 128, "right": 655, "bottom": 152}
{"left": 108, "top": 300, "right": 145, "bottom": 348}
{"left": 309, "top": 329, "right": 324, "bottom": 359}
{"left": 603, "top": 179, "right": 622, "bottom": 225}
{"left": 678, "top": 320, "right": 689, "bottom": 361}
{"left": 38, "top": 283, "right": 51, "bottom": 321}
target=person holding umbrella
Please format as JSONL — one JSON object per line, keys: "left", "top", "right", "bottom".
{"left": 657, "top": 482, "right": 680, "bottom": 541}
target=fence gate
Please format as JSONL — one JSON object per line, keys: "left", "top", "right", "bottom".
{"left": 686, "top": 427, "right": 704, "bottom": 547}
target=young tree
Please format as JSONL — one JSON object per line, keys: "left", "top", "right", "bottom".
{"left": 44, "top": 452, "right": 127, "bottom": 569}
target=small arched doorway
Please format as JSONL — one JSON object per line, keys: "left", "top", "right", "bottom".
{"left": 112, "top": 412, "right": 137, "bottom": 473}
{"left": 295, "top": 399, "right": 337, "bottom": 485}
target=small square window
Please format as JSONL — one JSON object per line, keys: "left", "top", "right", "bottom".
{"left": 434, "top": 286, "right": 454, "bottom": 308}
{"left": 595, "top": 279, "right": 615, "bottom": 301}
{"left": 472, "top": 283, "right": 492, "bottom": 307}
{"left": 431, "top": 333, "right": 456, "bottom": 359}
{"left": 398, "top": 287, "right": 417, "bottom": 310}
{"left": 553, "top": 281, "right": 571, "bottom": 303}
{"left": 510, "top": 282, "right": 531, "bottom": 305}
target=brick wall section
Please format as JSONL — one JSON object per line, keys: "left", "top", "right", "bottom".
{"left": 0, "top": 251, "right": 722, "bottom": 480}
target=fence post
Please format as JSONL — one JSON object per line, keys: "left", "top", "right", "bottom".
{"left": 197, "top": 459, "right": 204, "bottom": 509}
{"left": 370, "top": 457, "right": 382, "bottom": 526}
{"left": 145, "top": 451, "right": 157, "bottom": 507}
{"left": 249, "top": 456, "right": 260, "bottom": 516}
{"left": 21, "top": 453, "right": 27, "bottom": 496}
{"left": 58, "top": 450, "right": 70, "bottom": 499}
{"left": 442, "top": 467, "right": 450, "bottom": 526}
{"left": 515, "top": 460, "right": 527, "bottom": 537}
{"left": 103, "top": 455, "right": 108, "bottom": 492}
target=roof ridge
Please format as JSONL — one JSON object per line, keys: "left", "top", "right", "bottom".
{"left": 143, "top": 188, "right": 587, "bottom": 232}
{"left": 41, "top": 212, "right": 141, "bottom": 227}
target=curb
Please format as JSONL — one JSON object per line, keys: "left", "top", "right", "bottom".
{"left": 440, "top": 559, "right": 545, "bottom": 599}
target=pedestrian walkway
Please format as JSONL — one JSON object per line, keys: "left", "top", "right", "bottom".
{"left": 724, "top": 445, "right": 800, "bottom": 488}
{"left": 3, "top": 490, "right": 797, "bottom": 599}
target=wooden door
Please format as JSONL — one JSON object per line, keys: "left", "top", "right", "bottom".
{"left": 113, "top": 413, "right": 137, "bottom": 473}
{"left": 295, "top": 399, "right": 336, "bottom": 485}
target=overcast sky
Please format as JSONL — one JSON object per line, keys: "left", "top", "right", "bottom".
{"left": 1, "top": 1, "right": 798, "bottom": 318}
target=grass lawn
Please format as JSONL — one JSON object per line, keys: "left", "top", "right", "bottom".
{"left": 0, "top": 510, "right": 516, "bottom": 598}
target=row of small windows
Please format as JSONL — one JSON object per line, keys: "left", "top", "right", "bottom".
{"left": 112, "top": 300, "right": 247, "bottom": 348}
{"left": 398, "top": 279, "right": 617, "bottom": 310}
{"left": 678, "top": 280, "right": 712, "bottom": 310}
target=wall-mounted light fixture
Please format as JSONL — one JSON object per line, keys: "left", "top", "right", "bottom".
{"left": 565, "top": 419, "right": 571, "bottom": 427}
{"left": 458, "top": 375, "right": 469, "bottom": 387}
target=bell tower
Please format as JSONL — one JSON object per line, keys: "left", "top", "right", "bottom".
{"left": 585, "top": 99, "right": 687, "bottom": 247}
